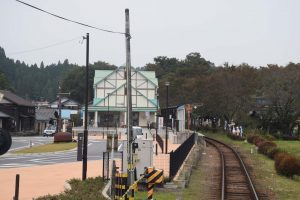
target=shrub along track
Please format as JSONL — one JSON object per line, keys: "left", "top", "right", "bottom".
{"left": 204, "top": 137, "right": 267, "bottom": 200}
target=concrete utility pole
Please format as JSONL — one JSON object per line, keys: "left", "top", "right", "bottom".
{"left": 125, "top": 8, "right": 134, "bottom": 197}
{"left": 57, "top": 87, "right": 61, "bottom": 133}
{"left": 82, "top": 33, "right": 89, "bottom": 180}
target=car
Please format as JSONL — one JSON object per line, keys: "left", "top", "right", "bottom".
{"left": 125, "top": 126, "right": 143, "bottom": 139}
{"left": 43, "top": 125, "right": 57, "bottom": 137}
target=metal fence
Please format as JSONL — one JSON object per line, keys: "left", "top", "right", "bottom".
{"left": 169, "top": 133, "right": 195, "bottom": 179}
{"left": 102, "top": 151, "right": 123, "bottom": 181}
{"left": 156, "top": 133, "right": 164, "bottom": 153}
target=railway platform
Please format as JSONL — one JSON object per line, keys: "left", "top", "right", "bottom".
{"left": 0, "top": 128, "right": 184, "bottom": 200}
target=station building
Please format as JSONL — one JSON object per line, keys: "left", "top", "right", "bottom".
{"left": 88, "top": 67, "right": 158, "bottom": 128}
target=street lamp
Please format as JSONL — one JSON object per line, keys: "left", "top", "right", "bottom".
{"left": 165, "top": 81, "right": 170, "bottom": 154}
{"left": 107, "top": 93, "right": 111, "bottom": 130}
{"left": 155, "top": 94, "right": 159, "bottom": 141}
{"left": 193, "top": 106, "right": 197, "bottom": 133}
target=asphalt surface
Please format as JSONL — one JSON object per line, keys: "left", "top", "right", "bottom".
{"left": 0, "top": 136, "right": 113, "bottom": 168}
{"left": 9, "top": 136, "right": 53, "bottom": 152}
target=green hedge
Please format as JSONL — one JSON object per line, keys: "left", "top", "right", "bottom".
{"left": 275, "top": 153, "right": 300, "bottom": 177}
{"left": 247, "top": 133, "right": 300, "bottom": 178}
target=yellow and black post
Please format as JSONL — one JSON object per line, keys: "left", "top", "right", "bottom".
{"left": 146, "top": 167, "right": 154, "bottom": 200}
{"left": 145, "top": 167, "right": 164, "bottom": 200}
{"left": 115, "top": 172, "right": 128, "bottom": 200}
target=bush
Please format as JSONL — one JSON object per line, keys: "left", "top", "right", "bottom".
{"left": 246, "top": 134, "right": 259, "bottom": 144}
{"left": 275, "top": 153, "right": 300, "bottom": 177}
{"left": 258, "top": 141, "right": 277, "bottom": 155}
{"left": 275, "top": 152, "right": 289, "bottom": 170}
{"left": 281, "top": 135, "right": 299, "bottom": 141}
{"left": 263, "top": 134, "right": 276, "bottom": 141}
{"left": 266, "top": 147, "right": 283, "bottom": 159}
{"left": 227, "top": 133, "right": 245, "bottom": 141}
{"left": 54, "top": 132, "right": 72, "bottom": 143}
{"left": 253, "top": 136, "right": 265, "bottom": 146}
{"left": 36, "top": 176, "right": 105, "bottom": 200}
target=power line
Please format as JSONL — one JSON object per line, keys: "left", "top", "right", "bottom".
{"left": 7, "top": 36, "right": 82, "bottom": 56}
{"left": 15, "top": 0, "right": 126, "bottom": 36}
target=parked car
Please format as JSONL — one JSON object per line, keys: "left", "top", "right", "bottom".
{"left": 43, "top": 125, "right": 56, "bottom": 137}
{"left": 125, "top": 126, "right": 143, "bottom": 139}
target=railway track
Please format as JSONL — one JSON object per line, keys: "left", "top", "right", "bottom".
{"left": 204, "top": 137, "right": 260, "bottom": 200}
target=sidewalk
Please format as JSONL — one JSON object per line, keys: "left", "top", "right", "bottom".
{"left": 0, "top": 129, "right": 184, "bottom": 200}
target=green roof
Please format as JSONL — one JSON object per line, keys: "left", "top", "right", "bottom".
{"left": 93, "top": 70, "right": 114, "bottom": 85}
{"left": 138, "top": 71, "right": 158, "bottom": 86}
{"left": 93, "top": 69, "right": 158, "bottom": 86}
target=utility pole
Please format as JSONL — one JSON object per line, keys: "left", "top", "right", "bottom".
{"left": 82, "top": 33, "right": 89, "bottom": 180}
{"left": 125, "top": 8, "right": 134, "bottom": 197}
{"left": 155, "top": 94, "right": 159, "bottom": 141}
{"left": 57, "top": 85, "right": 61, "bottom": 133}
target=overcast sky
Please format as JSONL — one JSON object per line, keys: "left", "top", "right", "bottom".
{"left": 1, "top": 0, "right": 299, "bottom": 68}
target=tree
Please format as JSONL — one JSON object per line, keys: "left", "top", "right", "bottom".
{"left": 61, "top": 62, "right": 117, "bottom": 104}
{"left": 198, "top": 64, "right": 258, "bottom": 126}
{"left": 0, "top": 70, "right": 13, "bottom": 91}
{"left": 259, "top": 64, "right": 300, "bottom": 135}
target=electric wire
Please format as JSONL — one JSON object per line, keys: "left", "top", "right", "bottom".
{"left": 7, "top": 36, "right": 82, "bottom": 56}
{"left": 15, "top": 0, "right": 126, "bottom": 36}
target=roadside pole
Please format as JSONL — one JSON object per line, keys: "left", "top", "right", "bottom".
{"left": 125, "top": 8, "right": 134, "bottom": 198}
{"left": 82, "top": 33, "right": 89, "bottom": 180}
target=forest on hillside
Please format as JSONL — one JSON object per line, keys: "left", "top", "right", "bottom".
{"left": 0, "top": 47, "right": 116, "bottom": 102}
{"left": 0, "top": 47, "right": 299, "bottom": 136}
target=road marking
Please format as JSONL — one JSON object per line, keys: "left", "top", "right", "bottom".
{"left": 0, "top": 163, "right": 34, "bottom": 168}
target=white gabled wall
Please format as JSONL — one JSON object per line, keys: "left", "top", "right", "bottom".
{"left": 93, "top": 68, "right": 158, "bottom": 127}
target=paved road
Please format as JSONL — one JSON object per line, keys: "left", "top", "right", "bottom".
{"left": 0, "top": 136, "right": 117, "bottom": 168}
{"left": 9, "top": 136, "right": 53, "bottom": 152}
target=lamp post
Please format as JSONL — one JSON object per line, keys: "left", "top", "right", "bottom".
{"left": 107, "top": 93, "right": 110, "bottom": 131}
{"left": 165, "top": 81, "right": 169, "bottom": 154}
{"left": 193, "top": 106, "right": 197, "bottom": 133}
{"left": 155, "top": 94, "right": 159, "bottom": 141}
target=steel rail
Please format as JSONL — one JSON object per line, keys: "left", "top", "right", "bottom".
{"left": 205, "top": 139, "right": 225, "bottom": 200}
{"left": 205, "top": 136, "right": 259, "bottom": 200}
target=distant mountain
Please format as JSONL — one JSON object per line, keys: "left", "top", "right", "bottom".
{"left": 0, "top": 47, "right": 118, "bottom": 102}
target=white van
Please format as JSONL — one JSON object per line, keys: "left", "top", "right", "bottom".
{"left": 125, "top": 126, "right": 143, "bottom": 139}
{"left": 43, "top": 125, "right": 56, "bottom": 137}
{"left": 133, "top": 126, "right": 143, "bottom": 139}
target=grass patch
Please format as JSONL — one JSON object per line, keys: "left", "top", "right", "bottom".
{"left": 13, "top": 142, "right": 77, "bottom": 154}
{"left": 202, "top": 131, "right": 300, "bottom": 200}
{"left": 182, "top": 164, "right": 205, "bottom": 200}
{"left": 274, "top": 140, "right": 300, "bottom": 159}
{"left": 134, "top": 190, "right": 177, "bottom": 200}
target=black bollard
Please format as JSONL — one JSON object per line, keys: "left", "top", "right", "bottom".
{"left": 14, "top": 174, "right": 20, "bottom": 200}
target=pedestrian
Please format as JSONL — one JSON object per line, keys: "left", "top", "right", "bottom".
{"left": 236, "top": 126, "right": 240, "bottom": 136}
{"left": 240, "top": 126, "right": 243, "bottom": 137}
{"left": 232, "top": 126, "right": 236, "bottom": 135}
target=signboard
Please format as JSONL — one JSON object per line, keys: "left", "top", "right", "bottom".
{"left": 158, "top": 117, "right": 164, "bottom": 129}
